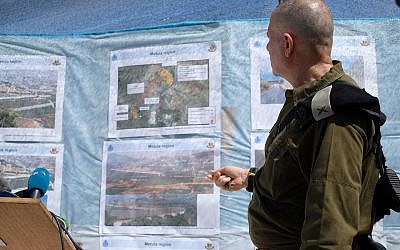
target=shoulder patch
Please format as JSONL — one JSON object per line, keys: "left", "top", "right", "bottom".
{"left": 311, "top": 85, "right": 335, "bottom": 121}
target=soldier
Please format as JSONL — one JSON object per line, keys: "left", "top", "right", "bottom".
{"left": 208, "top": 0, "right": 384, "bottom": 249}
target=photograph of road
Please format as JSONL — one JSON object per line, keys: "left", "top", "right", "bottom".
{"left": 0, "top": 154, "right": 56, "bottom": 191}
{"left": 104, "top": 149, "right": 213, "bottom": 227}
{"left": 0, "top": 143, "right": 63, "bottom": 213}
{"left": 0, "top": 69, "right": 58, "bottom": 129}
{"left": 100, "top": 138, "right": 220, "bottom": 233}
{"left": 106, "top": 149, "right": 213, "bottom": 195}
{"left": 105, "top": 194, "right": 197, "bottom": 226}
{"left": 0, "top": 56, "right": 66, "bottom": 141}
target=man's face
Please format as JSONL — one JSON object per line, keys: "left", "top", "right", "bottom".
{"left": 266, "top": 13, "right": 284, "bottom": 77}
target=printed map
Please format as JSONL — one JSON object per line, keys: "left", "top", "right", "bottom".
{"left": 117, "top": 60, "right": 209, "bottom": 129}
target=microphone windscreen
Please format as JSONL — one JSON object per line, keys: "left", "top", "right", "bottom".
{"left": 27, "top": 167, "right": 51, "bottom": 197}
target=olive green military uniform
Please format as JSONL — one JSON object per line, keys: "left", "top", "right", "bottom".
{"left": 248, "top": 61, "right": 379, "bottom": 249}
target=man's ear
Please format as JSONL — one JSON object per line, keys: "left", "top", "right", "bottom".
{"left": 282, "top": 32, "right": 294, "bottom": 58}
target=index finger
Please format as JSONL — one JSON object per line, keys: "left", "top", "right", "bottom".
{"left": 209, "top": 171, "right": 221, "bottom": 182}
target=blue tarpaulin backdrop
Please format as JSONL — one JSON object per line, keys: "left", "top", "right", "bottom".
{"left": 1, "top": 0, "right": 400, "bottom": 34}
{"left": 1, "top": 1, "right": 399, "bottom": 249}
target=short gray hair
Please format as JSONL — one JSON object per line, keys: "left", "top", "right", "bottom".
{"left": 275, "top": 0, "right": 333, "bottom": 47}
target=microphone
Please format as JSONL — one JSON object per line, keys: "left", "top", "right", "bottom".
{"left": 25, "top": 168, "right": 83, "bottom": 249}
{"left": 27, "top": 167, "right": 51, "bottom": 199}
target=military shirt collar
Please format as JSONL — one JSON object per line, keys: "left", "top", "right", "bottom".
{"left": 285, "top": 61, "right": 345, "bottom": 104}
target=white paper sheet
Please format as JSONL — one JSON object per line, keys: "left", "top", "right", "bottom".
{"left": 250, "top": 133, "right": 268, "bottom": 169}
{"left": 108, "top": 42, "right": 221, "bottom": 137}
{"left": 332, "top": 36, "right": 378, "bottom": 96}
{"left": 0, "top": 143, "right": 63, "bottom": 214}
{"left": 0, "top": 55, "right": 66, "bottom": 141}
{"left": 100, "top": 236, "right": 219, "bottom": 250}
{"left": 250, "top": 36, "right": 378, "bottom": 131}
{"left": 250, "top": 37, "right": 292, "bottom": 131}
{"left": 100, "top": 138, "right": 220, "bottom": 234}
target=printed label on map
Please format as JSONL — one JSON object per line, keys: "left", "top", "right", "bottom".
{"left": 178, "top": 65, "right": 208, "bottom": 82}
{"left": 127, "top": 82, "right": 145, "bottom": 94}
{"left": 188, "top": 107, "right": 215, "bottom": 125}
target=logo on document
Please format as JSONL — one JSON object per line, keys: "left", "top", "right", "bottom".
{"left": 50, "top": 148, "right": 59, "bottom": 154}
{"left": 52, "top": 59, "right": 61, "bottom": 66}
{"left": 360, "top": 39, "right": 369, "bottom": 46}
{"left": 205, "top": 242, "right": 214, "bottom": 250}
{"left": 208, "top": 42, "right": 217, "bottom": 52}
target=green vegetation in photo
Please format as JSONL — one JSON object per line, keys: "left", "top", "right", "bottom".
{"left": 0, "top": 109, "right": 17, "bottom": 127}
